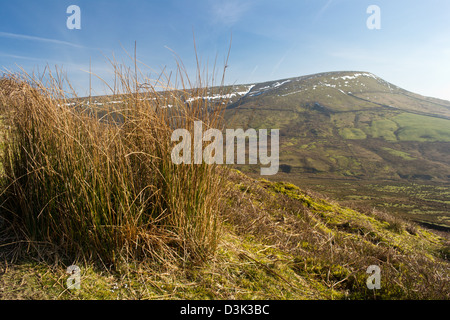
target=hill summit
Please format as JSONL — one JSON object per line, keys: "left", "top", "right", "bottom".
{"left": 224, "top": 71, "right": 450, "bottom": 181}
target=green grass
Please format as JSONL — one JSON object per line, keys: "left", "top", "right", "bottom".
{"left": 393, "top": 113, "right": 450, "bottom": 142}
{"left": 365, "top": 119, "right": 398, "bottom": 141}
{"left": 338, "top": 127, "right": 367, "bottom": 140}
{"left": 272, "top": 175, "right": 450, "bottom": 231}
{"left": 381, "top": 147, "right": 416, "bottom": 160}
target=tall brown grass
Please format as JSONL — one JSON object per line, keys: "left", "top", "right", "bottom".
{"left": 0, "top": 56, "right": 230, "bottom": 267}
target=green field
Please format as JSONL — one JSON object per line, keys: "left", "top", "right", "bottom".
{"left": 393, "top": 113, "right": 450, "bottom": 142}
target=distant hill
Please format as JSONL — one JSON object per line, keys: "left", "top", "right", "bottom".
{"left": 224, "top": 71, "right": 450, "bottom": 182}
{"left": 221, "top": 71, "right": 450, "bottom": 230}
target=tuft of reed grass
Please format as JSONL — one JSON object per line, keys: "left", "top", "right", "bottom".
{"left": 0, "top": 53, "right": 231, "bottom": 268}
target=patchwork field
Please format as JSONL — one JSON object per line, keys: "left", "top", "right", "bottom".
{"left": 224, "top": 71, "right": 450, "bottom": 231}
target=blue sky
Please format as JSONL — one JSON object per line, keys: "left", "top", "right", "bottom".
{"left": 1, "top": 0, "right": 450, "bottom": 100}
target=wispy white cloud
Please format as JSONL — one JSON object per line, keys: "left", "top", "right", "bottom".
{"left": 314, "top": 0, "right": 334, "bottom": 21}
{"left": 328, "top": 48, "right": 389, "bottom": 64}
{"left": 320, "top": 0, "right": 333, "bottom": 13}
{"left": 271, "top": 52, "right": 288, "bottom": 77}
{"left": 0, "top": 31, "right": 84, "bottom": 48}
{"left": 0, "top": 52, "right": 48, "bottom": 63}
{"left": 209, "top": 0, "right": 253, "bottom": 26}
{"left": 0, "top": 51, "right": 94, "bottom": 76}
{"left": 249, "top": 65, "right": 258, "bottom": 77}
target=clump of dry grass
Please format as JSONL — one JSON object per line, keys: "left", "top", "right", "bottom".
{"left": 0, "top": 55, "right": 230, "bottom": 268}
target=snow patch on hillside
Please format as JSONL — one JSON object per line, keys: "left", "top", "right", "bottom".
{"left": 186, "top": 84, "right": 256, "bottom": 103}
{"left": 248, "top": 79, "right": 291, "bottom": 97}
{"left": 331, "top": 72, "right": 378, "bottom": 81}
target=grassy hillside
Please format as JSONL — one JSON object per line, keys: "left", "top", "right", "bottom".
{"left": 224, "top": 71, "right": 450, "bottom": 181}
{"left": 0, "top": 69, "right": 448, "bottom": 300}
{"left": 223, "top": 71, "right": 450, "bottom": 229}
{"left": 1, "top": 170, "right": 449, "bottom": 300}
